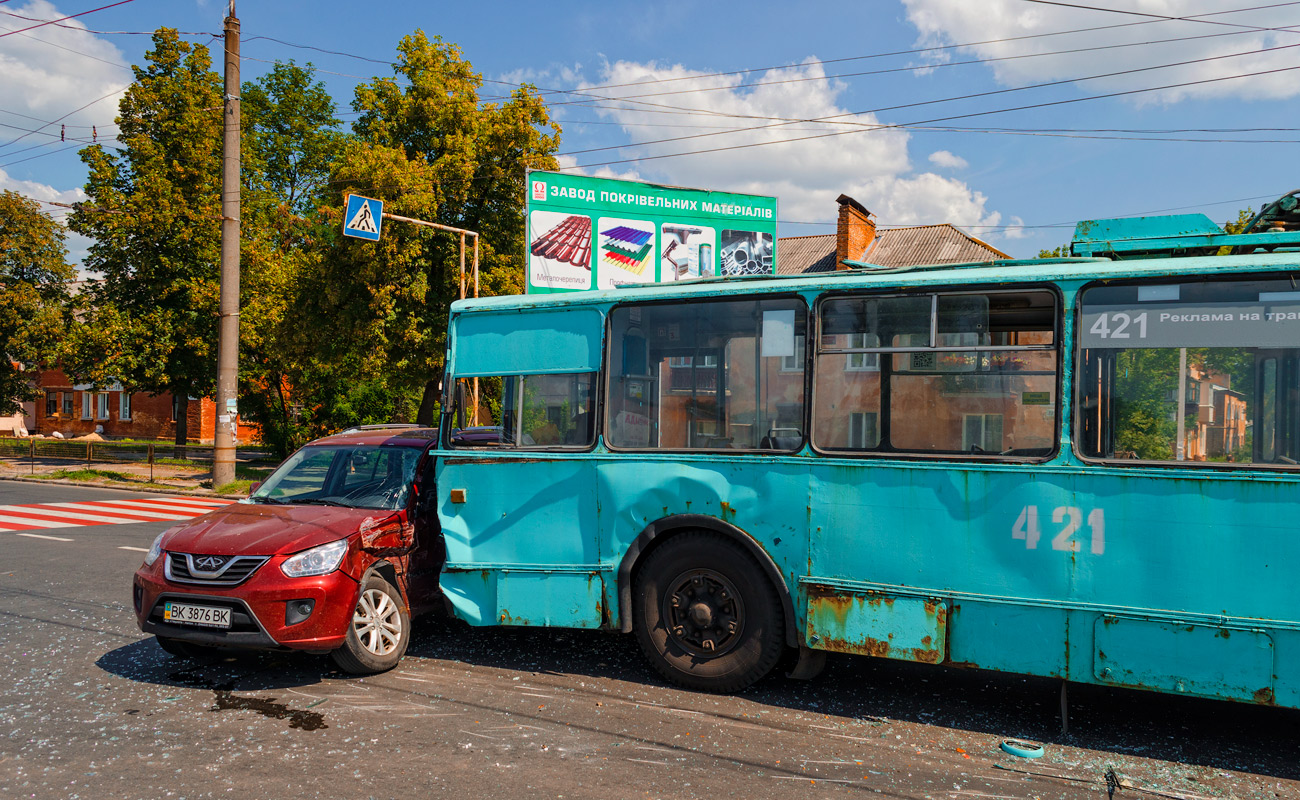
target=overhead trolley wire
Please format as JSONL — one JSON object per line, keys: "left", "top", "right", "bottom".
{"left": 563, "top": 63, "right": 1300, "bottom": 170}
{"left": 558, "top": 38, "right": 1300, "bottom": 156}
{"left": 0, "top": 0, "right": 136, "bottom": 39}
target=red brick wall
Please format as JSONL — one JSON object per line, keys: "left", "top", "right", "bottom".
{"left": 30, "top": 369, "right": 260, "bottom": 443}
{"left": 835, "top": 194, "right": 876, "bottom": 269}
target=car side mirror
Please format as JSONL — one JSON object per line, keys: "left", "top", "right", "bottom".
{"left": 248, "top": 481, "right": 262, "bottom": 496}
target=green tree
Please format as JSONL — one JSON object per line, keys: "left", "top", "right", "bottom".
{"left": 242, "top": 60, "right": 343, "bottom": 216}
{"left": 306, "top": 31, "right": 561, "bottom": 425}
{"left": 238, "top": 61, "right": 347, "bottom": 456}
{"left": 0, "top": 191, "right": 73, "bottom": 416}
{"left": 67, "top": 29, "right": 223, "bottom": 445}
{"left": 1216, "top": 206, "right": 1255, "bottom": 256}
{"left": 1036, "top": 244, "right": 1070, "bottom": 258}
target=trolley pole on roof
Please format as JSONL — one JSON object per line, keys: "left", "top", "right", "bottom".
{"left": 212, "top": 1, "right": 240, "bottom": 488}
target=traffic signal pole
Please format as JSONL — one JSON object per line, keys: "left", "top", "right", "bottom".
{"left": 213, "top": 1, "right": 240, "bottom": 488}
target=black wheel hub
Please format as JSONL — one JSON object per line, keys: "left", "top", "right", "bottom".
{"left": 663, "top": 569, "right": 744, "bottom": 658}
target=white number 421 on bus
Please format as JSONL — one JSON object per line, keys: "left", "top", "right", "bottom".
{"left": 1012, "top": 505, "right": 1105, "bottom": 554}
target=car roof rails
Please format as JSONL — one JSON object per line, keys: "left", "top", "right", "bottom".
{"left": 337, "top": 423, "right": 421, "bottom": 434}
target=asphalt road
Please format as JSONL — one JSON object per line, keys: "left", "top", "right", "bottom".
{"left": 1, "top": 479, "right": 1298, "bottom": 800}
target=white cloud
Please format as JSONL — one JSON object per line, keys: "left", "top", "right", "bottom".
{"left": 569, "top": 58, "right": 1003, "bottom": 231}
{"left": 1001, "top": 215, "right": 1029, "bottom": 240}
{"left": 901, "top": 0, "right": 1300, "bottom": 104}
{"left": 0, "top": 1, "right": 131, "bottom": 137}
{"left": 928, "top": 150, "right": 968, "bottom": 169}
{"left": 0, "top": 166, "right": 83, "bottom": 205}
{"left": 0, "top": 167, "right": 90, "bottom": 269}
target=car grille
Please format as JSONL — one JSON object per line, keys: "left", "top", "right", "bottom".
{"left": 165, "top": 553, "right": 270, "bottom": 586}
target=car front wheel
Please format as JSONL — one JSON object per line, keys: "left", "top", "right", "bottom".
{"left": 331, "top": 573, "right": 410, "bottom": 674}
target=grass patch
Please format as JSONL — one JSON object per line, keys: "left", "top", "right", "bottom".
{"left": 213, "top": 479, "right": 253, "bottom": 496}
{"left": 36, "top": 468, "right": 177, "bottom": 490}
{"left": 39, "top": 467, "right": 134, "bottom": 482}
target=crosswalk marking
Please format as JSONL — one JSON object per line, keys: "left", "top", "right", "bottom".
{"left": 0, "top": 496, "right": 236, "bottom": 533}
{"left": 16, "top": 532, "right": 74, "bottom": 542}
{"left": 44, "top": 502, "right": 207, "bottom": 521}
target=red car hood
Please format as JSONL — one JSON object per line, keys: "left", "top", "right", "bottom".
{"left": 160, "top": 502, "right": 400, "bottom": 556}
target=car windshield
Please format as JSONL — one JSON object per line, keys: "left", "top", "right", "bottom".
{"left": 250, "top": 444, "right": 423, "bottom": 511}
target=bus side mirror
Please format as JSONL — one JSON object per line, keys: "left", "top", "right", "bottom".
{"left": 455, "top": 381, "right": 467, "bottom": 430}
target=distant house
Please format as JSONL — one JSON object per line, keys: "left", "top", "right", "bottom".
{"left": 1, "top": 360, "right": 35, "bottom": 436}
{"left": 30, "top": 367, "right": 259, "bottom": 444}
{"left": 778, "top": 194, "right": 1010, "bottom": 275}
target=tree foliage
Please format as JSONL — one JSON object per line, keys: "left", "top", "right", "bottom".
{"left": 0, "top": 191, "right": 73, "bottom": 415}
{"left": 59, "top": 28, "right": 561, "bottom": 451}
{"left": 306, "top": 31, "right": 560, "bottom": 424}
{"left": 237, "top": 61, "right": 345, "bottom": 456}
{"left": 67, "top": 29, "right": 223, "bottom": 444}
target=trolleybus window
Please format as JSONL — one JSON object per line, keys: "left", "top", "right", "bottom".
{"left": 450, "top": 373, "right": 596, "bottom": 448}
{"left": 606, "top": 297, "right": 808, "bottom": 451}
{"left": 814, "top": 289, "right": 1058, "bottom": 457}
{"left": 1078, "top": 275, "right": 1300, "bottom": 466}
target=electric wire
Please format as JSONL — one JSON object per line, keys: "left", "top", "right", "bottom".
{"left": 558, "top": 38, "right": 1300, "bottom": 156}
{"left": 564, "top": 63, "right": 1300, "bottom": 170}
{"left": 0, "top": 0, "right": 136, "bottom": 39}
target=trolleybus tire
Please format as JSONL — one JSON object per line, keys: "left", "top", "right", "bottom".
{"left": 331, "top": 573, "right": 410, "bottom": 675}
{"left": 633, "top": 531, "right": 784, "bottom": 693}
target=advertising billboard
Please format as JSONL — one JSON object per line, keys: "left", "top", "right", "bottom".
{"left": 525, "top": 171, "right": 778, "bottom": 294}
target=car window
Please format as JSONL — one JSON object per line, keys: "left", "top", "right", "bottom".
{"left": 252, "top": 445, "right": 423, "bottom": 510}
{"left": 261, "top": 447, "right": 336, "bottom": 499}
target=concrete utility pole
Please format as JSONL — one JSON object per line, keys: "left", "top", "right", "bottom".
{"left": 212, "top": 1, "right": 240, "bottom": 488}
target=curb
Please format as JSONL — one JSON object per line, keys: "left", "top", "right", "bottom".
{"left": 0, "top": 475, "right": 235, "bottom": 498}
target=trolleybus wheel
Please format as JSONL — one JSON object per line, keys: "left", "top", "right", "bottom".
{"left": 633, "top": 531, "right": 784, "bottom": 693}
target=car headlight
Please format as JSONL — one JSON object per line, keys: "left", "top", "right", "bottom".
{"left": 280, "top": 539, "right": 349, "bottom": 578}
{"left": 144, "top": 532, "right": 165, "bottom": 567}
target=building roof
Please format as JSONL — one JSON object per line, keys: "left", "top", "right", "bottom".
{"left": 776, "top": 224, "right": 1010, "bottom": 275}
{"left": 776, "top": 235, "right": 837, "bottom": 274}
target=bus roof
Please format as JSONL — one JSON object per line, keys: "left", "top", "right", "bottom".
{"left": 453, "top": 250, "right": 1300, "bottom": 315}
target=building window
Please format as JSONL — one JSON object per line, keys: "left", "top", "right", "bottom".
{"left": 846, "top": 334, "right": 880, "bottom": 371}
{"left": 962, "top": 414, "right": 1004, "bottom": 453}
{"left": 62, "top": 392, "right": 74, "bottom": 417}
{"left": 82, "top": 392, "right": 93, "bottom": 420}
{"left": 119, "top": 393, "right": 132, "bottom": 421}
{"left": 45, "top": 391, "right": 57, "bottom": 417}
{"left": 780, "top": 335, "right": 806, "bottom": 372}
{"left": 96, "top": 392, "right": 110, "bottom": 420}
{"left": 848, "top": 412, "right": 879, "bottom": 448}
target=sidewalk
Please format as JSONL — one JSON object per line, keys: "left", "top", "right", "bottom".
{"left": 0, "top": 456, "right": 244, "bottom": 496}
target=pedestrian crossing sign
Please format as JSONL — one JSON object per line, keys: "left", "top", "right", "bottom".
{"left": 343, "top": 194, "right": 383, "bottom": 241}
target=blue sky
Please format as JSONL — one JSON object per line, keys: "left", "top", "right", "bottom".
{"left": 2, "top": 0, "right": 1298, "bottom": 266}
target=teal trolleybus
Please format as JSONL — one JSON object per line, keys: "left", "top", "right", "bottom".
{"left": 432, "top": 196, "right": 1300, "bottom": 704}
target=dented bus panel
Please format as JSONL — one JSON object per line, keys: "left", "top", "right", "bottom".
{"left": 433, "top": 209, "right": 1300, "bottom": 704}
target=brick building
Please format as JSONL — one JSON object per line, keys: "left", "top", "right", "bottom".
{"left": 31, "top": 368, "right": 259, "bottom": 443}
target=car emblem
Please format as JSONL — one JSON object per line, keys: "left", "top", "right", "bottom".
{"left": 195, "top": 555, "right": 227, "bottom": 571}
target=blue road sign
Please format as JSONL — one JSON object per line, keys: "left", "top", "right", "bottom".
{"left": 343, "top": 194, "right": 383, "bottom": 241}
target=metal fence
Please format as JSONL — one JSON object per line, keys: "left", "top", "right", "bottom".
{"left": 0, "top": 437, "right": 279, "bottom": 480}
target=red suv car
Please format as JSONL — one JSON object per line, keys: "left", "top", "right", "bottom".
{"left": 132, "top": 426, "right": 443, "bottom": 673}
